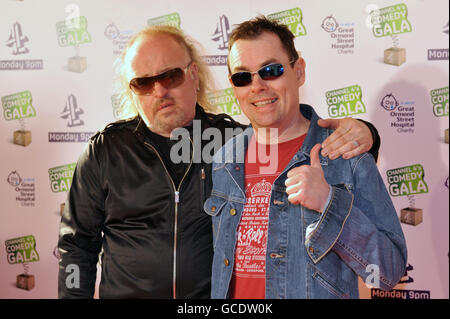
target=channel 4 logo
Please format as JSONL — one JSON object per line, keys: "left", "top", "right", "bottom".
{"left": 1, "top": 22, "right": 43, "bottom": 70}
{"left": 211, "top": 15, "right": 231, "bottom": 50}
{"left": 49, "top": 94, "right": 93, "bottom": 142}
{"left": 203, "top": 15, "right": 231, "bottom": 66}
{"left": 61, "top": 94, "right": 84, "bottom": 127}
{"left": 6, "top": 22, "right": 29, "bottom": 55}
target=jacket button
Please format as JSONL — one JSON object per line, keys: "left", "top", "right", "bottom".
{"left": 230, "top": 208, "right": 237, "bottom": 216}
{"left": 309, "top": 247, "right": 314, "bottom": 254}
{"left": 211, "top": 206, "right": 216, "bottom": 212}
{"left": 224, "top": 258, "right": 230, "bottom": 266}
{"left": 235, "top": 166, "right": 240, "bottom": 171}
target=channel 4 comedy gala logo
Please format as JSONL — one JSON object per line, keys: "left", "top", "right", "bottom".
{"left": 5, "top": 235, "right": 40, "bottom": 291}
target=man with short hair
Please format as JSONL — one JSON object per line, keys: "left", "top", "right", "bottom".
{"left": 205, "top": 16, "right": 407, "bottom": 299}
{"left": 58, "top": 24, "right": 382, "bottom": 298}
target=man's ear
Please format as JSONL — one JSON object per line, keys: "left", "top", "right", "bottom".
{"left": 294, "top": 57, "right": 306, "bottom": 87}
{"left": 189, "top": 62, "right": 200, "bottom": 90}
{"left": 189, "top": 62, "right": 199, "bottom": 80}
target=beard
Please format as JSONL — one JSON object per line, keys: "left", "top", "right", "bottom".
{"left": 153, "top": 106, "right": 188, "bottom": 135}
{"left": 137, "top": 96, "right": 196, "bottom": 137}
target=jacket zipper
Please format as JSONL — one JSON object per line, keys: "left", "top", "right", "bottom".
{"left": 144, "top": 138, "right": 194, "bottom": 299}
{"left": 200, "top": 166, "right": 206, "bottom": 208}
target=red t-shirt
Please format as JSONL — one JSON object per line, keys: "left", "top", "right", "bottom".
{"left": 229, "top": 133, "right": 306, "bottom": 299}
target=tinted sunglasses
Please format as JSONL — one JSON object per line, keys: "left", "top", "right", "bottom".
{"left": 230, "top": 61, "right": 294, "bottom": 87}
{"left": 129, "top": 61, "right": 193, "bottom": 95}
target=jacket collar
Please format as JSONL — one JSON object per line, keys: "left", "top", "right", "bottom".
{"left": 293, "top": 104, "right": 330, "bottom": 168}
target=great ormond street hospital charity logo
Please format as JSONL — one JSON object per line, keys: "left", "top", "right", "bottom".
{"left": 381, "top": 93, "right": 399, "bottom": 111}
{"left": 380, "top": 92, "right": 415, "bottom": 134}
{"left": 321, "top": 14, "right": 355, "bottom": 55}
{"left": 321, "top": 15, "right": 339, "bottom": 32}
{"left": 6, "top": 171, "right": 36, "bottom": 207}
{"left": 7, "top": 171, "right": 22, "bottom": 187}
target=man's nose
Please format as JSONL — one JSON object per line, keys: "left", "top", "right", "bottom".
{"left": 153, "top": 81, "right": 169, "bottom": 97}
{"left": 250, "top": 73, "right": 269, "bottom": 92}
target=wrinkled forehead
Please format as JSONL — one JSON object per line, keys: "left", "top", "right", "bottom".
{"left": 124, "top": 33, "right": 190, "bottom": 79}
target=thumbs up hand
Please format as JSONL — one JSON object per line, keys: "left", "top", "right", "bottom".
{"left": 285, "top": 144, "right": 331, "bottom": 213}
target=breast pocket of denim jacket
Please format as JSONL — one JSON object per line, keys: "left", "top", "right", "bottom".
{"left": 204, "top": 195, "right": 228, "bottom": 248}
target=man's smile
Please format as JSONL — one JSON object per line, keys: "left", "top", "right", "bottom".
{"left": 251, "top": 97, "right": 278, "bottom": 107}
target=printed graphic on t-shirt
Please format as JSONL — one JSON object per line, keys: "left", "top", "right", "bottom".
{"left": 235, "top": 177, "right": 274, "bottom": 277}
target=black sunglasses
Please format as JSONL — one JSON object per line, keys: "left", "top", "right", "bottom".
{"left": 230, "top": 61, "right": 294, "bottom": 87}
{"left": 129, "top": 61, "right": 192, "bottom": 95}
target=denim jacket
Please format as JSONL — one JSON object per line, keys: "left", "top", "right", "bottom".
{"left": 204, "top": 104, "right": 407, "bottom": 299}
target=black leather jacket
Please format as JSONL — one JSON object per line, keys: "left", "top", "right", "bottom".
{"left": 58, "top": 105, "right": 244, "bottom": 298}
